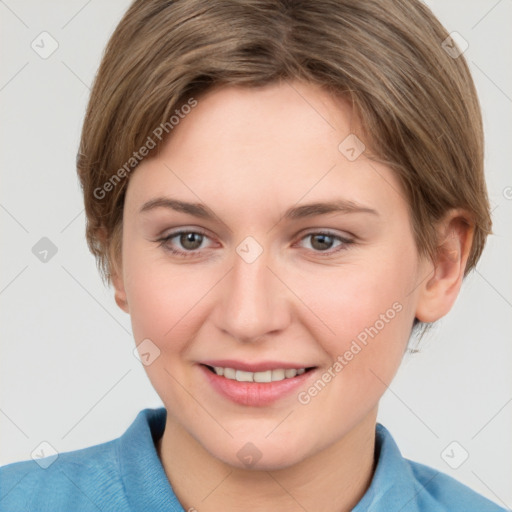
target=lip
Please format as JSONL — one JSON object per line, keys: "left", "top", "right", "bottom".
{"left": 199, "top": 363, "right": 317, "bottom": 407}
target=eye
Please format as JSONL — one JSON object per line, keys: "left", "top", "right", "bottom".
{"left": 296, "top": 231, "right": 354, "bottom": 255}
{"left": 157, "top": 229, "right": 212, "bottom": 258}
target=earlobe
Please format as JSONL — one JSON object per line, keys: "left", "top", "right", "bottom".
{"left": 415, "top": 211, "right": 474, "bottom": 323}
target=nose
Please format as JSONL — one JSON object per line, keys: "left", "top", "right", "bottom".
{"left": 213, "top": 244, "right": 291, "bottom": 344}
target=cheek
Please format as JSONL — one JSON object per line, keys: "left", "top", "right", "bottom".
{"left": 301, "top": 245, "right": 415, "bottom": 342}
{"left": 295, "top": 245, "right": 417, "bottom": 395}
{"left": 123, "top": 245, "right": 219, "bottom": 351}
{"left": 123, "top": 254, "right": 213, "bottom": 402}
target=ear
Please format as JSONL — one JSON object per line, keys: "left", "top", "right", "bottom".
{"left": 111, "top": 268, "right": 129, "bottom": 314}
{"left": 415, "top": 209, "right": 474, "bottom": 323}
{"left": 98, "top": 224, "right": 129, "bottom": 314}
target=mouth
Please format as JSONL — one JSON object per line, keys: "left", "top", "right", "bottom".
{"left": 199, "top": 362, "right": 318, "bottom": 407}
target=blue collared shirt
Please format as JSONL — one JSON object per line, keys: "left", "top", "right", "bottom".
{"left": 0, "top": 407, "right": 507, "bottom": 511}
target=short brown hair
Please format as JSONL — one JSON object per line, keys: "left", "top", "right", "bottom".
{"left": 77, "top": 0, "right": 491, "bottom": 293}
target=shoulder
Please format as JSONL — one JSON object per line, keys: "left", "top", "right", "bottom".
{"left": 0, "top": 437, "right": 128, "bottom": 512}
{"left": 405, "top": 458, "right": 507, "bottom": 512}
{"left": 0, "top": 408, "right": 169, "bottom": 512}
{"left": 362, "top": 424, "right": 507, "bottom": 512}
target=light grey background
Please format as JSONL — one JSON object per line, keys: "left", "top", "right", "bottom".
{"left": 1, "top": 0, "right": 511, "bottom": 508}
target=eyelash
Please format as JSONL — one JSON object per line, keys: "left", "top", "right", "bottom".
{"left": 156, "top": 229, "right": 354, "bottom": 259}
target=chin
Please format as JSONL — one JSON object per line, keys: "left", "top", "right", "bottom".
{"left": 205, "top": 436, "right": 313, "bottom": 472}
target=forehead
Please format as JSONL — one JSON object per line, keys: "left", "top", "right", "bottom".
{"left": 168, "top": 81, "right": 357, "bottom": 160}
{"left": 125, "top": 81, "right": 407, "bottom": 224}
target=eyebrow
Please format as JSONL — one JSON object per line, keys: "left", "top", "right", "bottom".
{"left": 139, "top": 197, "right": 379, "bottom": 220}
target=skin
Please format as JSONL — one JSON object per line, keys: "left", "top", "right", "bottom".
{"left": 112, "top": 80, "right": 473, "bottom": 511}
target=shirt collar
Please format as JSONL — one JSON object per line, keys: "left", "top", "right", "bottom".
{"left": 118, "top": 407, "right": 183, "bottom": 511}
{"left": 353, "top": 423, "right": 427, "bottom": 512}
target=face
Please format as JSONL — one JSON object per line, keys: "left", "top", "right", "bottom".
{"left": 115, "top": 81, "right": 431, "bottom": 470}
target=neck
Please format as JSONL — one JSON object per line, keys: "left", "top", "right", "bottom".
{"left": 156, "top": 410, "right": 378, "bottom": 512}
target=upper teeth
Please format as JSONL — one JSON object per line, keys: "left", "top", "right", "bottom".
{"left": 213, "top": 367, "right": 306, "bottom": 383}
